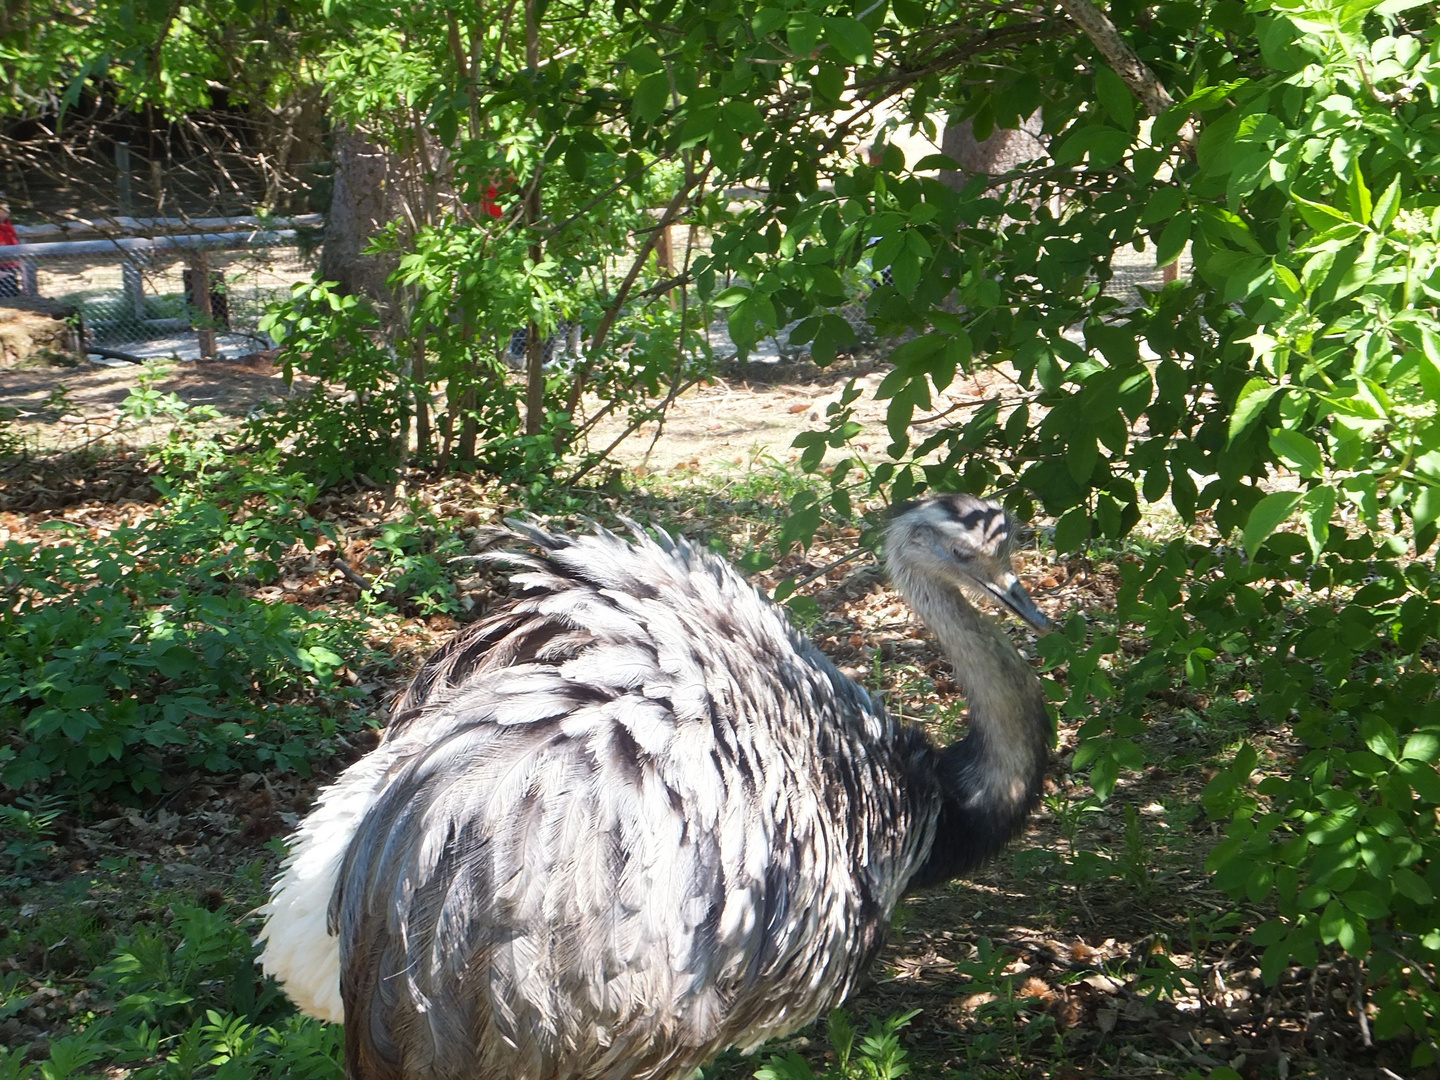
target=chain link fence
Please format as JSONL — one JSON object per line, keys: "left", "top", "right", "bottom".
{"left": 4, "top": 223, "right": 318, "bottom": 362}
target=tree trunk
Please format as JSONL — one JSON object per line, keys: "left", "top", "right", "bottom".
{"left": 412, "top": 331, "right": 431, "bottom": 457}
{"left": 321, "top": 127, "right": 400, "bottom": 309}
{"left": 939, "top": 112, "right": 1047, "bottom": 190}
{"left": 522, "top": 0, "right": 546, "bottom": 438}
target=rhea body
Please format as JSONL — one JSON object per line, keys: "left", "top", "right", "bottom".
{"left": 258, "top": 494, "right": 1052, "bottom": 1080}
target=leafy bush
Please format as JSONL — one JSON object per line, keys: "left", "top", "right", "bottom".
{"left": 734, "top": 0, "right": 1440, "bottom": 1062}
{"left": 249, "top": 282, "right": 411, "bottom": 485}
{"left": 0, "top": 460, "right": 372, "bottom": 797}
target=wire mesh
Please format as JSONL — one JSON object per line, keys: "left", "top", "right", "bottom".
{"left": 4, "top": 241, "right": 316, "bottom": 361}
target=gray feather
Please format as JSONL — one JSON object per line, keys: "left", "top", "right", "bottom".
{"left": 307, "top": 500, "right": 1050, "bottom": 1080}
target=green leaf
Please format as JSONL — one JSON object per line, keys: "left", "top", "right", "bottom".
{"left": 1418, "top": 327, "right": 1440, "bottom": 396}
{"left": 1066, "top": 434, "right": 1098, "bottom": 484}
{"left": 1087, "top": 127, "right": 1133, "bottom": 169}
{"left": 1185, "top": 650, "right": 1208, "bottom": 686}
{"left": 892, "top": 0, "right": 927, "bottom": 26}
{"left": 1346, "top": 164, "right": 1373, "bottom": 224}
{"left": 1243, "top": 490, "right": 1305, "bottom": 555}
{"left": 727, "top": 299, "right": 758, "bottom": 353}
{"left": 822, "top": 17, "right": 872, "bottom": 64}
{"left": 1156, "top": 212, "right": 1191, "bottom": 267}
{"left": 1054, "top": 507, "right": 1090, "bottom": 552}
{"left": 1152, "top": 103, "right": 1192, "bottom": 146}
{"left": 1412, "top": 484, "right": 1440, "bottom": 533}
{"left": 1229, "top": 379, "right": 1278, "bottom": 443}
{"left": 1273, "top": 263, "right": 1303, "bottom": 299}
{"left": 888, "top": 332, "right": 948, "bottom": 371}
{"left": 711, "top": 286, "right": 750, "bottom": 309}
{"left": 1292, "top": 192, "right": 1352, "bottom": 229}
{"left": 1302, "top": 485, "right": 1335, "bottom": 562}
{"left": 787, "top": 12, "right": 822, "bottom": 56}
{"left": 625, "top": 45, "right": 664, "bottom": 75}
{"left": 1393, "top": 868, "right": 1434, "bottom": 904}
{"left": 1342, "top": 889, "right": 1388, "bottom": 920}
{"left": 1269, "top": 429, "right": 1323, "bottom": 475}
{"left": 709, "top": 127, "right": 742, "bottom": 173}
{"left": 564, "top": 143, "right": 588, "bottom": 181}
{"left": 1141, "top": 186, "right": 1185, "bottom": 226}
{"left": 632, "top": 72, "right": 669, "bottom": 123}
{"left": 1095, "top": 65, "right": 1135, "bottom": 130}
{"left": 1402, "top": 730, "right": 1440, "bottom": 763}
{"left": 1362, "top": 716, "right": 1400, "bottom": 761}
{"left": 1372, "top": 175, "right": 1402, "bottom": 230}
{"left": 721, "top": 99, "right": 765, "bottom": 135}
{"left": 810, "top": 61, "right": 845, "bottom": 104}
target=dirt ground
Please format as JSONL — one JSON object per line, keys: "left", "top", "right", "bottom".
{"left": 1, "top": 242, "right": 1178, "bottom": 469}
{"left": 0, "top": 462, "right": 1405, "bottom": 1080}
{"left": 0, "top": 347, "right": 1016, "bottom": 478}
{"left": 0, "top": 354, "right": 301, "bottom": 417}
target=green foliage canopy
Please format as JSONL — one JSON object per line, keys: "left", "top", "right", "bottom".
{"left": 6, "top": 0, "right": 1440, "bottom": 1064}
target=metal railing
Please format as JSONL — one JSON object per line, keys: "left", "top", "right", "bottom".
{"left": 3, "top": 216, "right": 319, "bottom": 361}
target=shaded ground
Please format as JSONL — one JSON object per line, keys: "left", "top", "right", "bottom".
{"left": 0, "top": 347, "right": 1008, "bottom": 484}
{"left": 0, "top": 353, "right": 297, "bottom": 422}
{"left": 0, "top": 460, "right": 1412, "bottom": 1080}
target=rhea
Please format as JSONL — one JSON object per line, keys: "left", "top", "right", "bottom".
{"left": 259, "top": 493, "right": 1053, "bottom": 1080}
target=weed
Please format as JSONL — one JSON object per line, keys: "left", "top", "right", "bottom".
{"left": 1119, "top": 803, "right": 1153, "bottom": 898}
{"left": 359, "top": 510, "right": 468, "bottom": 617}
{"left": 949, "top": 937, "right": 1062, "bottom": 1071}
{"left": 754, "top": 1009, "right": 919, "bottom": 1080}
{"left": 16, "top": 893, "right": 345, "bottom": 1080}
{"left": 0, "top": 794, "right": 62, "bottom": 881}
{"left": 39, "top": 384, "right": 76, "bottom": 416}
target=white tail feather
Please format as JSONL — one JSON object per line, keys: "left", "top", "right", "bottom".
{"left": 256, "top": 746, "right": 401, "bottom": 1022}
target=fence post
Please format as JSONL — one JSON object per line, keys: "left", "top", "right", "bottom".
{"left": 115, "top": 141, "right": 147, "bottom": 323}
{"left": 188, "top": 250, "right": 217, "bottom": 358}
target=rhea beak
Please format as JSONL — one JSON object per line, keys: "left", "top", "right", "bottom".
{"left": 976, "top": 571, "right": 1052, "bottom": 634}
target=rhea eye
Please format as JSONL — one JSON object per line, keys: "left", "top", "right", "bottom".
{"left": 948, "top": 539, "right": 980, "bottom": 561}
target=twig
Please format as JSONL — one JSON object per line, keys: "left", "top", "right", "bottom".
{"left": 784, "top": 546, "right": 870, "bottom": 593}
{"left": 1354, "top": 959, "right": 1372, "bottom": 1048}
{"left": 332, "top": 557, "right": 375, "bottom": 591}
{"left": 589, "top": 162, "right": 713, "bottom": 355}
{"left": 562, "top": 373, "right": 710, "bottom": 487}
{"left": 87, "top": 345, "right": 149, "bottom": 364}
{"left": 908, "top": 393, "right": 1030, "bottom": 427}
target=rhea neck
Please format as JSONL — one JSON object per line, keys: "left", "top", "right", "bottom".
{"left": 892, "top": 566, "right": 1051, "bottom": 891}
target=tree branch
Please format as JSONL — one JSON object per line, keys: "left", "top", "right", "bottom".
{"left": 1054, "top": 0, "right": 1173, "bottom": 115}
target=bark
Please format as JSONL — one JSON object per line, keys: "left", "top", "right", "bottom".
{"left": 412, "top": 330, "right": 431, "bottom": 457}
{"left": 187, "top": 251, "right": 216, "bottom": 359}
{"left": 1055, "top": 0, "right": 1175, "bottom": 116}
{"left": 321, "top": 127, "right": 401, "bottom": 308}
{"left": 939, "top": 111, "right": 1047, "bottom": 190}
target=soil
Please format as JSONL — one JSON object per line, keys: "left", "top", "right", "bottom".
{"left": 4, "top": 247, "right": 1409, "bottom": 1077}
{"left": 0, "top": 347, "right": 1013, "bottom": 480}
{"left": 0, "top": 459, "right": 1415, "bottom": 1080}
{"left": 0, "top": 352, "right": 297, "bottom": 421}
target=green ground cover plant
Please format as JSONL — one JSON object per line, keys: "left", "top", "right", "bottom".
{"left": 0, "top": 463, "right": 366, "bottom": 796}
{"left": 3, "top": 0, "right": 1440, "bottom": 1070}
